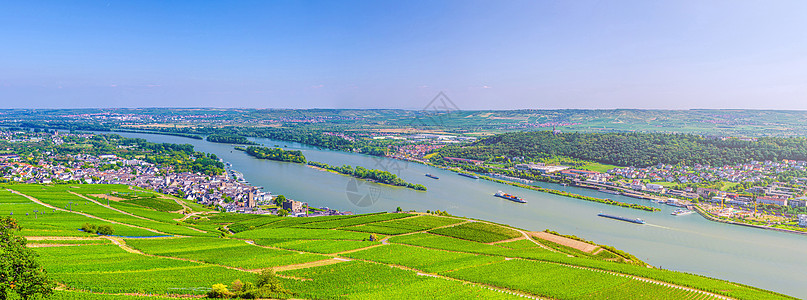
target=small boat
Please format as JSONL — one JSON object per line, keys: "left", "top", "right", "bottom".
{"left": 495, "top": 191, "right": 527, "bottom": 203}
{"left": 457, "top": 172, "right": 479, "bottom": 179}
{"left": 425, "top": 173, "right": 439, "bottom": 179}
{"left": 560, "top": 183, "right": 568, "bottom": 186}
{"left": 671, "top": 209, "right": 694, "bottom": 216}
{"left": 598, "top": 213, "right": 645, "bottom": 224}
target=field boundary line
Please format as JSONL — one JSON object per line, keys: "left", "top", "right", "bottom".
{"left": 332, "top": 243, "right": 385, "bottom": 254}
{"left": 272, "top": 258, "right": 347, "bottom": 272}
{"left": 489, "top": 236, "right": 526, "bottom": 245}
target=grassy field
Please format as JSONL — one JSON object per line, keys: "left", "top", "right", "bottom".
{"left": 344, "top": 214, "right": 465, "bottom": 235}
{"left": 233, "top": 227, "right": 376, "bottom": 241}
{"left": 294, "top": 212, "right": 412, "bottom": 229}
{"left": 36, "top": 244, "right": 254, "bottom": 295}
{"left": 343, "top": 243, "right": 504, "bottom": 273}
{"left": 259, "top": 239, "right": 380, "bottom": 254}
{"left": 428, "top": 221, "right": 521, "bottom": 243}
{"left": 4, "top": 184, "right": 214, "bottom": 237}
{"left": 2, "top": 183, "right": 793, "bottom": 300}
{"left": 126, "top": 237, "right": 327, "bottom": 269}
{"left": 445, "top": 259, "right": 707, "bottom": 300}
{"left": 279, "top": 261, "right": 521, "bottom": 299}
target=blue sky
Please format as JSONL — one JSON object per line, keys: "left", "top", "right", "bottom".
{"left": 2, "top": 1, "right": 806, "bottom": 109}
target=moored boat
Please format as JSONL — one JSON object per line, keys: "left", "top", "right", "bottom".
{"left": 671, "top": 209, "right": 694, "bottom": 216}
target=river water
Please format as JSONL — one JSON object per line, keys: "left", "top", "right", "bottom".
{"left": 114, "top": 131, "right": 806, "bottom": 298}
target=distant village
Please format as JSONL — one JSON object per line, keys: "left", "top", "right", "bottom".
{"left": 0, "top": 131, "right": 350, "bottom": 218}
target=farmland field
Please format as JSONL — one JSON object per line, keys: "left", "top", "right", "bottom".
{"left": 4, "top": 185, "right": 213, "bottom": 237}
{"left": 126, "top": 237, "right": 328, "bottom": 269}
{"left": 343, "top": 244, "right": 504, "bottom": 273}
{"left": 36, "top": 244, "right": 254, "bottom": 295}
{"left": 233, "top": 226, "right": 375, "bottom": 241}
{"left": 389, "top": 233, "right": 562, "bottom": 260}
{"left": 259, "top": 239, "right": 380, "bottom": 254}
{"left": 444, "top": 259, "right": 709, "bottom": 300}
{"left": 428, "top": 221, "right": 521, "bottom": 243}
{"left": 279, "top": 260, "right": 522, "bottom": 299}
{"left": 3, "top": 184, "right": 792, "bottom": 300}
{"left": 294, "top": 212, "right": 413, "bottom": 229}
{"left": 343, "top": 214, "right": 465, "bottom": 235}
{"left": 121, "top": 197, "right": 184, "bottom": 212}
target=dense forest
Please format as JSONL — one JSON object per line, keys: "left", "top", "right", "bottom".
{"left": 244, "top": 146, "right": 306, "bottom": 163}
{"left": 437, "top": 131, "right": 807, "bottom": 167}
{"left": 307, "top": 161, "right": 426, "bottom": 191}
{"left": 206, "top": 134, "right": 257, "bottom": 145}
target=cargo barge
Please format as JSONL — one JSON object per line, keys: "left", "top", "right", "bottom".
{"left": 597, "top": 213, "right": 645, "bottom": 224}
{"left": 494, "top": 191, "right": 527, "bottom": 203}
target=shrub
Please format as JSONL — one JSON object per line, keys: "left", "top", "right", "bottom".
{"left": 230, "top": 279, "right": 243, "bottom": 293}
{"left": 81, "top": 223, "right": 97, "bottom": 234}
{"left": 96, "top": 225, "right": 115, "bottom": 236}
{"left": 207, "top": 283, "right": 233, "bottom": 298}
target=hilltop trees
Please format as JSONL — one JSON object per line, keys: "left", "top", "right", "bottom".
{"left": 0, "top": 217, "right": 53, "bottom": 300}
{"left": 438, "top": 131, "right": 807, "bottom": 167}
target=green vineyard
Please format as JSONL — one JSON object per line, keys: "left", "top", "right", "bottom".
{"left": 0, "top": 184, "right": 796, "bottom": 300}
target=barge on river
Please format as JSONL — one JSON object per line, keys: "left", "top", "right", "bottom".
{"left": 597, "top": 213, "right": 645, "bottom": 224}
{"left": 494, "top": 191, "right": 527, "bottom": 203}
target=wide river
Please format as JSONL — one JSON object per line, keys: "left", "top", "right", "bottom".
{"left": 116, "top": 132, "right": 805, "bottom": 298}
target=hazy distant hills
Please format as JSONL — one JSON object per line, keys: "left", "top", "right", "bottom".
{"left": 2, "top": 108, "right": 807, "bottom": 137}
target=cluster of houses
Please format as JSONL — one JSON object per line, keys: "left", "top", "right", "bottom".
{"left": 607, "top": 160, "right": 807, "bottom": 184}
{"left": 0, "top": 130, "right": 356, "bottom": 218}
{"left": 1, "top": 150, "right": 350, "bottom": 217}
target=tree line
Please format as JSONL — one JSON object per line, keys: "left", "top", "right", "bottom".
{"left": 307, "top": 161, "right": 427, "bottom": 191}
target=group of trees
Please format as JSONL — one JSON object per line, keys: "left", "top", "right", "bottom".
{"left": 208, "top": 269, "right": 289, "bottom": 299}
{"left": 80, "top": 223, "right": 115, "bottom": 235}
{"left": 307, "top": 161, "right": 426, "bottom": 191}
{"left": 438, "top": 131, "right": 807, "bottom": 167}
{"left": 244, "top": 146, "right": 306, "bottom": 163}
{"left": 1, "top": 217, "right": 53, "bottom": 300}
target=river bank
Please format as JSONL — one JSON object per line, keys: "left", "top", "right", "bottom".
{"left": 693, "top": 205, "right": 807, "bottom": 236}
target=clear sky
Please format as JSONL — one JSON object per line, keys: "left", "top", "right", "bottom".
{"left": 2, "top": 1, "right": 806, "bottom": 110}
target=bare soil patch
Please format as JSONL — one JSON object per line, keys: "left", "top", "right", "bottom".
{"left": 529, "top": 231, "right": 598, "bottom": 253}
{"left": 88, "top": 194, "right": 127, "bottom": 202}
